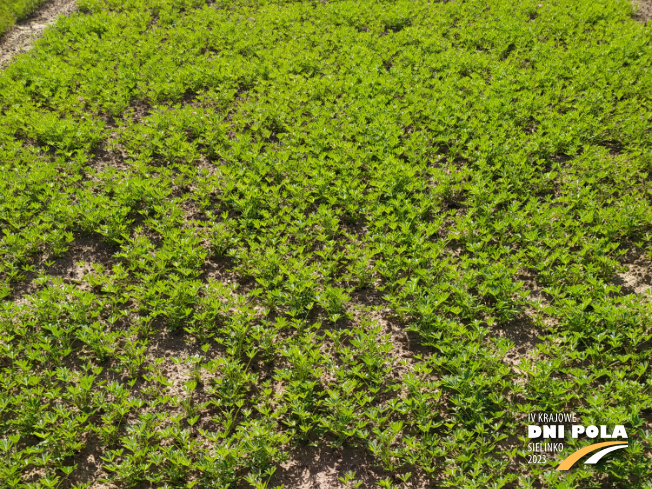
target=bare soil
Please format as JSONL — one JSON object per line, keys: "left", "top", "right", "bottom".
{"left": 613, "top": 247, "right": 652, "bottom": 296}
{"left": 271, "top": 443, "right": 437, "bottom": 489}
{"left": 0, "top": 0, "right": 77, "bottom": 68}
{"left": 494, "top": 313, "right": 543, "bottom": 368}
{"left": 634, "top": 0, "right": 652, "bottom": 21}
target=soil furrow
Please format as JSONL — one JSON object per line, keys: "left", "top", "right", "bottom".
{"left": 0, "top": 0, "right": 77, "bottom": 68}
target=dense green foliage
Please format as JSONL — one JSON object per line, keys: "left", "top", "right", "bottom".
{"left": 0, "top": 0, "right": 48, "bottom": 36}
{"left": 1, "top": 0, "right": 651, "bottom": 487}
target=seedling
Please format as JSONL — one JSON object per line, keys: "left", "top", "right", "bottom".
{"left": 1, "top": 0, "right": 651, "bottom": 487}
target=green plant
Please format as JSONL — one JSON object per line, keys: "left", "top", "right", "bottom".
{"left": 1, "top": 0, "right": 651, "bottom": 487}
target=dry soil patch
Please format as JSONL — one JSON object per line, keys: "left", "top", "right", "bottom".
{"left": 613, "top": 247, "right": 652, "bottom": 296}
{"left": 272, "top": 444, "right": 435, "bottom": 489}
{"left": 634, "top": 0, "right": 652, "bottom": 21}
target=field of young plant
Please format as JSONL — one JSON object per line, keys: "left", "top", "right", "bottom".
{"left": 1, "top": 0, "right": 651, "bottom": 487}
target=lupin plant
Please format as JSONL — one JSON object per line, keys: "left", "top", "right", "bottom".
{"left": 0, "top": 0, "right": 651, "bottom": 487}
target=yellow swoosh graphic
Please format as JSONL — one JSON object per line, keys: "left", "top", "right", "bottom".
{"left": 556, "top": 441, "right": 628, "bottom": 471}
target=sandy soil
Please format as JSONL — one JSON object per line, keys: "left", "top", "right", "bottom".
{"left": 271, "top": 443, "right": 436, "bottom": 489}
{"left": 0, "top": 0, "right": 77, "bottom": 68}
{"left": 613, "top": 247, "right": 652, "bottom": 296}
{"left": 635, "top": 0, "right": 652, "bottom": 21}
